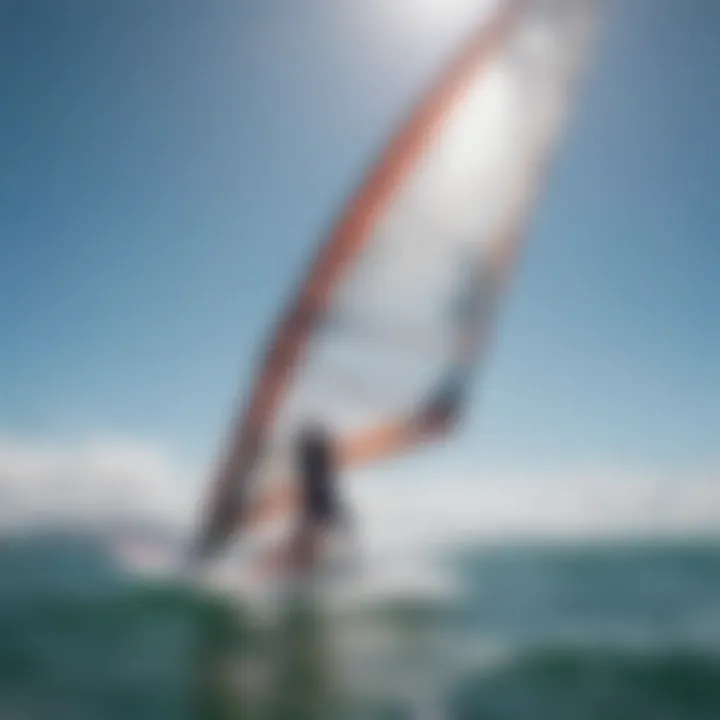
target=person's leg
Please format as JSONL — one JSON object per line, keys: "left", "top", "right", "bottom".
{"left": 289, "top": 521, "right": 322, "bottom": 572}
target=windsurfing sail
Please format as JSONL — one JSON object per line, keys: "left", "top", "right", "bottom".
{"left": 195, "top": 0, "right": 597, "bottom": 559}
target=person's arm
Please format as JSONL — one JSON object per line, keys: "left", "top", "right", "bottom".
{"left": 242, "top": 403, "right": 454, "bottom": 527}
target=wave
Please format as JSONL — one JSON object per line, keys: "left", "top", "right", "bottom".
{"left": 3, "top": 534, "right": 720, "bottom": 718}
{"left": 450, "top": 645, "right": 720, "bottom": 720}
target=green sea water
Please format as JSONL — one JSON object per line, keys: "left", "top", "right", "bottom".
{"left": 1, "top": 535, "right": 720, "bottom": 719}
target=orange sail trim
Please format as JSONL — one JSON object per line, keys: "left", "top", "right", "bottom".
{"left": 195, "top": 1, "right": 526, "bottom": 557}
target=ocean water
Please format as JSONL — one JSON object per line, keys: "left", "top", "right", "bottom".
{"left": 1, "top": 534, "right": 720, "bottom": 719}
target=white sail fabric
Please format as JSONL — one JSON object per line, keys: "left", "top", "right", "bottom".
{"left": 192, "top": 1, "right": 598, "bottom": 560}
{"left": 241, "top": 0, "right": 596, "bottom": 509}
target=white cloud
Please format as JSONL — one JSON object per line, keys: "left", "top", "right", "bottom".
{"left": 0, "top": 434, "right": 194, "bottom": 535}
{"left": 348, "top": 467, "right": 720, "bottom": 554}
{"left": 0, "top": 433, "right": 718, "bottom": 554}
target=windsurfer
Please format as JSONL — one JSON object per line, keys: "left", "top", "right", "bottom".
{"left": 287, "top": 422, "right": 345, "bottom": 574}
{"left": 256, "top": 422, "right": 349, "bottom": 577}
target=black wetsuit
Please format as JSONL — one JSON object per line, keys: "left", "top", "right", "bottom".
{"left": 297, "top": 429, "right": 340, "bottom": 526}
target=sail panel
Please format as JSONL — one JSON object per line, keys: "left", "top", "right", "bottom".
{"left": 196, "top": 0, "right": 596, "bottom": 557}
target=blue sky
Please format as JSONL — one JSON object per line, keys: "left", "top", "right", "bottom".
{"left": 1, "top": 0, "right": 718, "bottom": 486}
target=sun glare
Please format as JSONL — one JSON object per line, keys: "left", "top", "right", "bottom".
{"left": 382, "top": 0, "right": 500, "bottom": 41}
